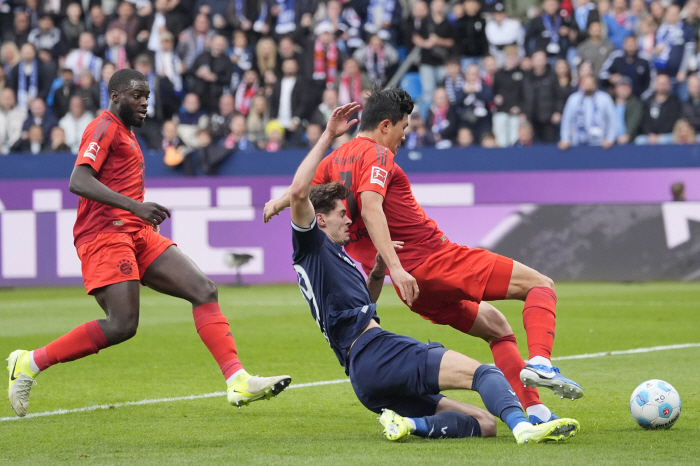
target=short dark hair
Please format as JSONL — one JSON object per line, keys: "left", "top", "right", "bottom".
{"left": 309, "top": 182, "right": 349, "bottom": 215}
{"left": 108, "top": 68, "right": 146, "bottom": 94}
{"left": 359, "top": 86, "right": 414, "bottom": 132}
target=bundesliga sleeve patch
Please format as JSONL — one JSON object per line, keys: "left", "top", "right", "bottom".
{"left": 83, "top": 142, "right": 100, "bottom": 161}
{"left": 370, "top": 166, "right": 388, "bottom": 187}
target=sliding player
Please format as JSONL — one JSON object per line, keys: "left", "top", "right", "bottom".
{"left": 7, "top": 69, "right": 290, "bottom": 417}
{"left": 265, "top": 87, "right": 582, "bottom": 424}
{"left": 287, "top": 101, "right": 579, "bottom": 443}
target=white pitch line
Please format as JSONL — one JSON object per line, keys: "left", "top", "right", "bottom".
{"left": 2, "top": 342, "right": 698, "bottom": 423}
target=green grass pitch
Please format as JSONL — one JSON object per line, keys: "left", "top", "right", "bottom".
{"left": 1, "top": 283, "right": 699, "bottom": 465}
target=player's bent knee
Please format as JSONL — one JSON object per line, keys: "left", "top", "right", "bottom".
{"left": 192, "top": 278, "right": 218, "bottom": 307}
{"left": 471, "top": 303, "right": 513, "bottom": 342}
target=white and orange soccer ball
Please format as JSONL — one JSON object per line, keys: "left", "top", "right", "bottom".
{"left": 629, "top": 380, "right": 681, "bottom": 429}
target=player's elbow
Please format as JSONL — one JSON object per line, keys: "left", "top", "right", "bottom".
{"left": 69, "top": 168, "right": 89, "bottom": 196}
{"left": 477, "top": 414, "right": 497, "bottom": 437}
{"left": 289, "top": 182, "right": 308, "bottom": 203}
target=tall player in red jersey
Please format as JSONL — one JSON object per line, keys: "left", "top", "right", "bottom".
{"left": 265, "top": 88, "right": 583, "bottom": 425}
{"left": 6, "top": 69, "right": 290, "bottom": 418}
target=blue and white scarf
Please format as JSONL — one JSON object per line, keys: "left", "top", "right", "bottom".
{"left": 573, "top": 94, "right": 603, "bottom": 145}
{"left": 275, "top": 0, "right": 296, "bottom": 35}
{"left": 254, "top": 2, "right": 268, "bottom": 32}
{"left": 365, "top": 0, "right": 396, "bottom": 33}
{"left": 234, "top": 0, "right": 246, "bottom": 21}
{"left": 17, "top": 60, "right": 38, "bottom": 109}
{"left": 154, "top": 50, "right": 183, "bottom": 94}
{"left": 653, "top": 23, "right": 685, "bottom": 71}
{"left": 542, "top": 14, "right": 562, "bottom": 50}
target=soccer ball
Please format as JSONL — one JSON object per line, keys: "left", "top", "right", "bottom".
{"left": 629, "top": 380, "right": 681, "bottom": 429}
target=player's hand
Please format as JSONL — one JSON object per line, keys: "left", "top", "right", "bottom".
{"left": 131, "top": 201, "right": 171, "bottom": 226}
{"left": 391, "top": 267, "right": 419, "bottom": 307}
{"left": 263, "top": 198, "right": 283, "bottom": 223}
{"left": 324, "top": 102, "right": 362, "bottom": 139}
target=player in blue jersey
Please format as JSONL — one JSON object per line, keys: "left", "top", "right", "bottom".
{"left": 287, "top": 101, "right": 581, "bottom": 443}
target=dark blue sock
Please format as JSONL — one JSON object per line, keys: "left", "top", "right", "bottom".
{"left": 472, "top": 364, "right": 529, "bottom": 432}
{"left": 409, "top": 411, "right": 482, "bottom": 438}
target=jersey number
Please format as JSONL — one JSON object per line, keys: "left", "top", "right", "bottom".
{"left": 339, "top": 171, "right": 359, "bottom": 222}
{"left": 293, "top": 264, "right": 330, "bottom": 346}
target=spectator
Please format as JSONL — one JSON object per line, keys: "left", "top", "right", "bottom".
{"left": 637, "top": 17, "right": 656, "bottom": 57}
{"left": 235, "top": 69, "right": 260, "bottom": 116}
{"left": 51, "top": 68, "right": 76, "bottom": 120}
{"left": 671, "top": 181, "right": 686, "bottom": 201}
{"left": 572, "top": 0, "right": 600, "bottom": 44}
{"left": 555, "top": 59, "right": 576, "bottom": 115}
{"left": 310, "top": 22, "right": 340, "bottom": 91}
{"left": 269, "top": 58, "right": 313, "bottom": 140}
{"left": 559, "top": 74, "right": 617, "bottom": 149}
{"left": 108, "top": 1, "right": 142, "bottom": 46}
{"left": 0, "top": 88, "right": 27, "bottom": 154}
{"left": 61, "top": 2, "right": 86, "bottom": 51}
{"left": 492, "top": 46, "right": 524, "bottom": 147}
{"left": 1, "top": 42, "right": 21, "bottom": 74}
{"left": 247, "top": 94, "right": 271, "bottom": 149}
{"left": 228, "top": 30, "right": 253, "bottom": 91}
{"left": 177, "top": 13, "right": 215, "bottom": 70}
{"left": 649, "top": 1, "right": 666, "bottom": 28}
{"left": 224, "top": 0, "right": 263, "bottom": 35}
{"left": 682, "top": 74, "right": 700, "bottom": 133}
{"left": 268, "top": 0, "right": 315, "bottom": 37}
{"left": 28, "top": 14, "right": 63, "bottom": 58}
{"left": 514, "top": 120, "right": 534, "bottom": 147}
{"left": 65, "top": 32, "right": 103, "bottom": 83}
{"left": 576, "top": 21, "right": 615, "bottom": 78}
{"left": 481, "top": 131, "right": 498, "bottom": 147}
{"left": 455, "top": 0, "right": 488, "bottom": 70}
{"left": 4, "top": 12, "right": 31, "bottom": 47}
{"left": 522, "top": 50, "right": 560, "bottom": 143}
{"left": 98, "top": 62, "right": 117, "bottom": 110}
{"left": 426, "top": 87, "right": 458, "bottom": 147}
{"left": 313, "top": 0, "right": 363, "bottom": 55}
{"left": 672, "top": 118, "right": 697, "bottom": 144}
{"left": 335, "top": 57, "right": 371, "bottom": 106}
{"left": 11, "top": 123, "right": 45, "bottom": 154}
{"left": 186, "top": 34, "right": 233, "bottom": 113}
{"left": 21, "top": 98, "right": 57, "bottom": 144}
{"left": 604, "top": 0, "right": 637, "bottom": 50}
{"left": 59, "top": 96, "right": 94, "bottom": 154}
{"left": 299, "top": 122, "right": 323, "bottom": 148}
{"left": 636, "top": 74, "right": 682, "bottom": 144}
{"left": 265, "top": 119, "right": 285, "bottom": 152}
{"left": 600, "top": 35, "right": 651, "bottom": 98}
{"left": 485, "top": 4, "right": 524, "bottom": 66}
{"left": 685, "top": 0, "right": 700, "bottom": 40}
{"left": 103, "top": 27, "right": 132, "bottom": 70}
{"left": 209, "top": 93, "right": 236, "bottom": 141}
{"left": 652, "top": 5, "right": 695, "bottom": 89}
{"left": 175, "top": 92, "right": 209, "bottom": 148}
{"left": 352, "top": 34, "right": 399, "bottom": 87}
{"left": 133, "top": 54, "right": 178, "bottom": 148}
{"left": 255, "top": 36, "right": 278, "bottom": 78}
{"left": 74, "top": 69, "right": 101, "bottom": 115}
{"left": 362, "top": 0, "right": 403, "bottom": 43}
{"left": 455, "top": 126, "right": 475, "bottom": 147}
{"left": 154, "top": 31, "right": 184, "bottom": 97}
{"left": 310, "top": 87, "right": 339, "bottom": 127}
{"left": 144, "top": 0, "right": 188, "bottom": 53}
{"left": 455, "top": 63, "right": 493, "bottom": 140}
{"left": 87, "top": 5, "right": 109, "bottom": 52}
{"left": 629, "top": 0, "right": 648, "bottom": 26}
{"left": 278, "top": 36, "right": 304, "bottom": 66}
{"left": 404, "top": 112, "right": 435, "bottom": 149}
{"left": 191, "top": 128, "right": 235, "bottom": 175}
{"left": 525, "top": 0, "right": 577, "bottom": 60}
{"left": 8, "top": 43, "right": 52, "bottom": 108}
{"left": 613, "top": 76, "right": 643, "bottom": 145}
{"left": 161, "top": 119, "right": 182, "bottom": 151}
{"left": 47, "top": 126, "right": 71, "bottom": 152}
{"left": 443, "top": 58, "right": 465, "bottom": 105}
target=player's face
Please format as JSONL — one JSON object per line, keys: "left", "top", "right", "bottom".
{"left": 116, "top": 80, "right": 150, "bottom": 128}
{"left": 323, "top": 200, "right": 352, "bottom": 246}
{"left": 386, "top": 114, "right": 409, "bottom": 154}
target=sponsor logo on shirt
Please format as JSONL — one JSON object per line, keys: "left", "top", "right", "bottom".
{"left": 370, "top": 166, "right": 388, "bottom": 187}
{"left": 83, "top": 142, "right": 100, "bottom": 161}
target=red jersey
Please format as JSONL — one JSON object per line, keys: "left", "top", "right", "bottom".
{"left": 73, "top": 111, "right": 146, "bottom": 248}
{"left": 312, "top": 136, "right": 447, "bottom": 272}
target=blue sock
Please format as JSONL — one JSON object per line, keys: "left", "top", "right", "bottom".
{"left": 472, "top": 364, "right": 529, "bottom": 432}
{"left": 409, "top": 411, "right": 482, "bottom": 438}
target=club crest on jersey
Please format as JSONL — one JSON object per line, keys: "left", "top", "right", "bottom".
{"left": 370, "top": 166, "right": 388, "bottom": 187}
{"left": 83, "top": 142, "right": 100, "bottom": 161}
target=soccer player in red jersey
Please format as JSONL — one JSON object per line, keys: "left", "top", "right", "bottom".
{"left": 265, "top": 88, "right": 583, "bottom": 425}
{"left": 6, "top": 69, "right": 290, "bottom": 418}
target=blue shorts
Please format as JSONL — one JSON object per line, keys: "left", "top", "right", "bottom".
{"left": 347, "top": 327, "right": 448, "bottom": 418}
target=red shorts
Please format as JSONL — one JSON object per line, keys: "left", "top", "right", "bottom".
{"left": 77, "top": 226, "right": 175, "bottom": 295}
{"left": 393, "top": 242, "right": 513, "bottom": 333}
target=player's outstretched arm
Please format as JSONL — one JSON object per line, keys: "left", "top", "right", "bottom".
{"left": 289, "top": 102, "right": 361, "bottom": 228}
{"left": 366, "top": 242, "right": 403, "bottom": 303}
{"left": 69, "top": 165, "right": 171, "bottom": 226}
{"left": 263, "top": 186, "right": 291, "bottom": 223}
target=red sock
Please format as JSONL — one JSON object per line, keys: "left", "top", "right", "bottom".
{"left": 33, "top": 320, "right": 109, "bottom": 371}
{"left": 523, "top": 287, "right": 557, "bottom": 360}
{"left": 490, "top": 334, "right": 541, "bottom": 409}
{"left": 193, "top": 303, "right": 243, "bottom": 380}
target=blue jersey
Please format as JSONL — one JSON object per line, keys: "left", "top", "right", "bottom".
{"left": 292, "top": 219, "right": 379, "bottom": 373}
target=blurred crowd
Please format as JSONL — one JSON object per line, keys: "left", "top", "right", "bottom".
{"left": 1, "top": 0, "right": 700, "bottom": 172}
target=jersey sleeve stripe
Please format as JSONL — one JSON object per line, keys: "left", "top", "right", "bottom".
{"left": 92, "top": 119, "right": 106, "bottom": 140}
{"left": 370, "top": 141, "right": 382, "bottom": 166}
{"left": 96, "top": 120, "right": 111, "bottom": 142}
